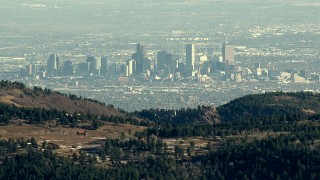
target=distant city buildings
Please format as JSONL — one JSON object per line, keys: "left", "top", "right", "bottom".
{"left": 222, "top": 44, "right": 235, "bottom": 67}
{"left": 126, "top": 59, "right": 136, "bottom": 76}
{"left": 47, "top": 53, "right": 60, "bottom": 77}
{"left": 132, "top": 43, "right": 146, "bottom": 75}
{"left": 186, "top": 44, "right": 195, "bottom": 77}
{"left": 100, "top": 57, "right": 108, "bottom": 76}
{"left": 62, "top": 60, "right": 73, "bottom": 76}
{"left": 157, "top": 50, "right": 176, "bottom": 76}
{"left": 17, "top": 41, "right": 318, "bottom": 86}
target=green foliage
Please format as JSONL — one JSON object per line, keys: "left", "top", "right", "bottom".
{"left": 134, "top": 106, "right": 207, "bottom": 125}
{"left": 2, "top": 124, "right": 320, "bottom": 179}
{"left": 217, "top": 91, "right": 320, "bottom": 124}
{"left": 2, "top": 83, "right": 320, "bottom": 179}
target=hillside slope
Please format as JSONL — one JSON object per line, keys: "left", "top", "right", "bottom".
{"left": 0, "top": 81, "right": 122, "bottom": 116}
{"left": 217, "top": 91, "right": 320, "bottom": 123}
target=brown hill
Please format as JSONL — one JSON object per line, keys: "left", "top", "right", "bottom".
{"left": 0, "top": 85, "right": 122, "bottom": 117}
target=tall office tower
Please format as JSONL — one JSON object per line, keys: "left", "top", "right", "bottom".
{"left": 62, "top": 60, "right": 73, "bottom": 76}
{"left": 110, "top": 62, "right": 121, "bottom": 75}
{"left": 157, "top": 50, "right": 167, "bottom": 72}
{"left": 157, "top": 51, "right": 177, "bottom": 75}
{"left": 86, "top": 55, "right": 95, "bottom": 75}
{"left": 132, "top": 43, "right": 146, "bottom": 75}
{"left": 78, "top": 62, "right": 90, "bottom": 75}
{"left": 222, "top": 44, "right": 234, "bottom": 66}
{"left": 143, "top": 58, "right": 152, "bottom": 72}
{"left": 186, "top": 44, "right": 195, "bottom": 76}
{"left": 93, "top": 57, "right": 101, "bottom": 75}
{"left": 25, "top": 64, "right": 33, "bottom": 76}
{"left": 169, "top": 55, "right": 178, "bottom": 74}
{"left": 100, "top": 57, "right": 108, "bottom": 76}
{"left": 47, "top": 53, "right": 60, "bottom": 77}
{"left": 126, "top": 59, "right": 136, "bottom": 76}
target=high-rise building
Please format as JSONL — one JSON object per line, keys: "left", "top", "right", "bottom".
{"left": 157, "top": 51, "right": 167, "bottom": 72}
{"left": 157, "top": 51, "right": 177, "bottom": 75}
{"left": 143, "top": 58, "right": 152, "bottom": 72}
{"left": 126, "top": 59, "right": 136, "bottom": 76}
{"left": 47, "top": 53, "right": 60, "bottom": 77}
{"left": 78, "top": 62, "right": 90, "bottom": 76}
{"left": 25, "top": 64, "right": 34, "bottom": 76}
{"left": 93, "top": 57, "right": 101, "bottom": 75}
{"left": 132, "top": 43, "right": 146, "bottom": 75}
{"left": 222, "top": 44, "right": 234, "bottom": 66}
{"left": 110, "top": 62, "right": 122, "bottom": 75}
{"left": 62, "top": 60, "right": 73, "bottom": 76}
{"left": 86, "top": 55, "right": 95, "bottom": 75}
{"left": 186, "top": 44, "right": 195, "bottom": 76}
{"left": 100, "top": 57, "right": 108, "bottom": 76}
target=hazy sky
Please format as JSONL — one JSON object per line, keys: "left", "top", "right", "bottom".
{"left": 0, "top": 0, "right": 319, "bottom": 36}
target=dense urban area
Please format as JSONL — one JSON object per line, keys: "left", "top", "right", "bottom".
{"left": 1, "top": 1, "right": 320, "bottom": 179}
{"left": 0, "top": 1, "right": 319, "bottom": 112}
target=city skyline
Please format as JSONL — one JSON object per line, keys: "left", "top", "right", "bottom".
{"left": 0, "top": 0, "right": 319, "bottom": 111}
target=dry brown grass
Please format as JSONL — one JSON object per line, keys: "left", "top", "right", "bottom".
{"left": 302, "top": 109, "right": 315, "bottom": 114}
{"left": 273, "top": 95, "right": 294, "bottom": 101}
{"left": 0, "top": 86, "right": 123, "bottom": 116}
{"left": 0, "top": 95, "right": 21, "bottom": 107}
{"left": 0, "top": 120, "right": 147, "bottom": 155}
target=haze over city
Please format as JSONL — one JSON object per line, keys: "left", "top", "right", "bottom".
{"left": 0, "top": 0, "right": 319, "bottom": 111}
{"left": 2, "top": 1, "right": 320, "bottom": 179}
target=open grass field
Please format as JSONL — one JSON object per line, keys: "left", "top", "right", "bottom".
{"left": 0, "top": 120, "right": 147, "bottom": 156}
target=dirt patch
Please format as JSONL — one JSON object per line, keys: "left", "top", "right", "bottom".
{"left": 273, "top": 95, "right": 294, "bottom": 101}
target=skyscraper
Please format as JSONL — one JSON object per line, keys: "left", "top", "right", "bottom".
{"left": 222, "top": 44, "right": 234, "bottom": 66}
{"left": 25, "top": 64, "right": 34, "bottom": 76}
{"left": 62, "top": 60, "right": 73, "bottom": 76}
{"left": 100, "top": 57, "right": 108, "bottom": 76}
{"left": 93, "top": 57, "right": 101, "bottom": 75}
{"left": 47, "top": 53, "right": 60, "bottom": 77}
{"left": 87, "top": 55, "right": 95, "bottom": 75}
{"left": 186, "top": 44, "right": 195, "bottom": 76}
{"left": 143, "top": 58, "right": 152, "bottom": 72}
{"left": 132, "top": 43, "right": 146, "bottom": 75}
{"left": 126, "top": 59, "right": 136, "bottom": 76}
{"left": 157, "top": 51, "right": 177, "bottom": 75}
{"left": 157, "top": 51, "right": 168, "bottom": 73}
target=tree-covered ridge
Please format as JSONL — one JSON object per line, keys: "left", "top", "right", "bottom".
{"left": 2, "top": 81, "right": 320, "bottom": 179}
{"left": 217, "top": 91, "right": 320, "bottom": 123}
{"left": 134, "top": 106, "right": 206, "bottom": 124}
{"left": 0, "top": 80, "right": 124, "bottom": 117}
{"left": 0, "top": 80, "right": 149, "bottom": 127}
{"left": 1, "top": 124, "right": 320, "bottom": 179}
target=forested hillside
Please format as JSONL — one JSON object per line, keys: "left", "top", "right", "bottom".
{"left": 1, "top": 81, "right": 320, "bottom": 179}
{"left": 1, "top": 124, "right": 320, "bottom": 179}
{"left": 0, "top": 80, "right": 122, "bottom": 116}
{"left": 217, "top": 91, "right": 320, "bottom": 123}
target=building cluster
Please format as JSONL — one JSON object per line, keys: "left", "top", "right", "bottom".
{"left": 21, "top": 42, "right": 233, "bottom": 80}
{"left": 20, "top": 42, "right": 320, "bottom": 84}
